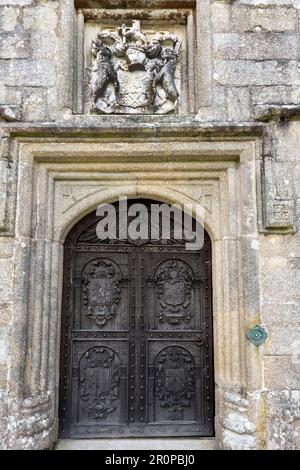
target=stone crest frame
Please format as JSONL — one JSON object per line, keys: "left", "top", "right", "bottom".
{"left": 3, "top": 121, "right": 267, "bottom": 449}
{"left": 73, "top": 0, "right": 213, "bottom": 115}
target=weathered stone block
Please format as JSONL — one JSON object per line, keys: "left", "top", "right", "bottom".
{"left": 286, "top": 234, "right": 300, "bottom": 258}
{"left": 23, "top": 3, "right": 58, "bottom": 31}
{"left": 0, "top": 325, "right": 10, "bottom": 366}
{"left": 265, "top": 390, "right": 300, "bottom": 450}
{"left": 214, "top": 33, "right": 298, "bottom": 60}
{"left": 274, "top": 163, "right": 294, "bottom": 199}
{"left": 238, "top": 0, "right": 299, "bottom": 6}
{"left": 259, "top": 234, "right": 288, "bottom": 257}
{"left": 214, "top": 60, "right": 300, "bottom": 86}
{"left": 222, "top": 429, "right": 257, "bottom": 450}
{"left": 196, "top": 85, "right": 227, "bottom": 121}
{"left": 240, "top": 237, "right": 261, "bottom": 316}
{"left": 294, "top": 165, "right": 300, "bottom": 197}
{"left": 0, "top": 32, "right": 31, "bottom": 59}
{"left": 211, "top": 3, "right": 230, "bottom": 32}
{"left": 0, "top": 1, "right": 32, "bottom": 5}
{"left": 295, "top": 199, "right": 300, "bottom": 233}
{"left": 0, "top": 372, "right": 8, "bottom": 391}
{"left": 22, "top": 87, "right": 47, "bottom": 121}
{"left": 0, "top": 302, "right": 12, "bottom": 326}
{"left": 251, "top": 85, "right": 300, "bottom": 105}
{"left": 0, "top": 84, "right": 5, "bottom": 103}
{"left": 275, "top": 122, "right": 300, "bottom": 161}
{"left": 264, "top": 357, "right": 300, "bottom": 389}
{"left": 0, "top": 86, "right": 21, "bottom": 106}
{"left": 46, "top": 86, "right": 58, "bottom": 121}
{"left": 224, "top": 411, "right": 256, "bottom": 434}
{"left": 0, "top": 59, "right": 8, "bottom": 84}
{"left": 227, "top": 87, "right": 252, "bottom": 121}
{"left": 293, "top": 420, "right": 300, "bottom": 449}
{"left": 262, "top": 302, "right": 299, "bottom": 324}
{"left": 4, "top": 59, "right": 56, "bottom": 87}
{"left": 230, "top": 6, "right": 251, "bottom": 33}
{"left": 0, "top": 5, "right": 20, "bottom": 32}
{"left": 261, "top": 257, "right": 300, "bottom": 303}
{"left": 0, "top": 260, "right": 13, "bottom": 302}
{"left": 262, "top": 254, "right": 288, "bottom": 271}
{"left": 30, "top": 31, "right": 58, "bottom": 59}
{"left": 265, "top": 323, "right": 300, "bottom": 355}
{"left": 249, "top": 7, "right": 297, "bottom": 32}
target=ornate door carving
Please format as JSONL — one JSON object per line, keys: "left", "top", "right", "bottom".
{"left": 59, "top": 200, "right": 214, "bottom": 438}
{"left": 155, "top": 260, "right": 193, "bottom": 325}
{"left": 79, "top": 347, "right": 120, "bottom": 421}
{"left": 155, "top": 346, "right": 195, "bottom": 421}
{"left": 82, "top": 260, "right": 121, "bottom": 328}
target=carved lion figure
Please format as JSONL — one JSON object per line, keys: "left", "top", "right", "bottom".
{"left": 90, "top": 42, "right": 119, "bottom": 109}
{"left": 154, "top": 47, "right": 180, "bottom": 103}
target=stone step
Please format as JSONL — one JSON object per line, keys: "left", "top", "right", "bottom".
{"left": 54, "top": 438, "right": 216, "bottom": 451}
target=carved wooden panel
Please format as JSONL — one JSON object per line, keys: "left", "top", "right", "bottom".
{"left": 78, "top": 346, "right": 120, "bottom": 421}
{"left": 75, "top": 252, "right": 130, "bottom": 331}
{"left": 82, "top": 260, "right": 122, "bottom": 328}
{"left": 148, "top": 253, "right": 202, "bottom": 331}
{"left": 155, "top": 261, "right": 193, "bottom": 325}
{"left": 59, "top": 200, "right": 214, "bottom": 438}
{"left": 154, "top": 346, "right": 195, "bottom": 421}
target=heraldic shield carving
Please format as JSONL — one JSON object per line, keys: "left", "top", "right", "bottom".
{"left": 79, "top": 347, "right": 120, "bottom": 421}
{"left": 155, "top": 346, "right": 195, "bottom": 421}
{"left": 89, "top": 20, "right": 182, "bottom": 115}
{"left": 155, "top": 260, "right": 193, "bottom": 325}
{"left": 82, "top": 260, "right": 121, "bottom": 328}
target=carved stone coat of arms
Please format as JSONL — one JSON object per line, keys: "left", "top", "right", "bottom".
{"left": 89, "top": 20, "right": 182, "bottom": 115}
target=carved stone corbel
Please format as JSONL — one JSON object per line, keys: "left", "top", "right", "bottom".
{"left": 254, "top": 105, "right": 300, "bottom": 123}
{"left": 0, "top": 105, "right": 21, "bottom": 123}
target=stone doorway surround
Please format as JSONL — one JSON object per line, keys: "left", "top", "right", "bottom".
{"left": 1, "top": 118, "right": 266, "bottom": 450}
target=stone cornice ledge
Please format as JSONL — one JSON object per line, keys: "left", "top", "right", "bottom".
{"left": 1, "top": 118, "right": 265, "bottom": 140}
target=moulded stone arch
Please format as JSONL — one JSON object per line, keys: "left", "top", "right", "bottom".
{"left": 58, "top": 188, "right": 218, "bottom": 246}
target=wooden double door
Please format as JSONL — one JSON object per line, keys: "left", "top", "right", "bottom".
{"left": 59, "top": 201, "right": 214, "bottom": 438}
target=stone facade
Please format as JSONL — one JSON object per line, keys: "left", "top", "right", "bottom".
{"left": 0, "top": 0, "right": 299, "bottom": 450}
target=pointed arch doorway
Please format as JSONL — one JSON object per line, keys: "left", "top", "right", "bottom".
{"left": 59, "top": 199, "right": 214, "bottom": 439}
